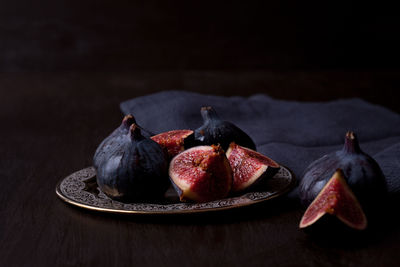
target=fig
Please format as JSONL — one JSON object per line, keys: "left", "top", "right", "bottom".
{"left": 95, "top": 123, "right": 169, "bottom": 201}
{"left": 299, "top": 169, "right": 367, "bottom": 231}
{"left": 93, "top": 114, "right": 136, "bottom": 169}
{"left": 169, "top": 145, "right": 233, "bottom": 202}
{"left": 299, "top": 131, "right": 387, "bottom": 209}
{"left": 151, "top": 130, "right": 196, "bottom": 159}
{"left": 194, "top": 106, "right": 256, "bottom": 151}
{"left": 226, "top": 142, "right": 280, "bottom": 192}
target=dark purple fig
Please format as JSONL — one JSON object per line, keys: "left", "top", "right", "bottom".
{"left": 95, "top": 123, "right": 169, "bottom": 201}
{"left": 151, "top": 130, "right": 196, "bottom": 159}
{"left": 93, "top": 114, "right": 136, "bottom": 169}
{"left": 194, "top": 106, "right": 256, "bottom": 151}
{"left": 299, "top": 131, "right": 387, "bottom": 210}
{"left": 169, "top": 144, "right": 233, "bottom": 202}
{"left": 226, "top": 142, "right": 280, "bottom": 192}
{"left": 300, "top": 169, "right": 367, "bottom": 231}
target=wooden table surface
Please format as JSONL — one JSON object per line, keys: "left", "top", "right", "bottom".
{"left": 1, "top": 71, "right": 399, "bottom": 267}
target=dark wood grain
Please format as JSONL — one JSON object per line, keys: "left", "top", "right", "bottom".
{"left": 1, "top": 71, "right": 399, "bottom": 267}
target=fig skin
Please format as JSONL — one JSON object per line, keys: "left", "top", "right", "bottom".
{"left": 95, "top": 123, "right": 170, "bottom": 201}
{"left": 93, "top": 114, "right": 136, "bottom": 169}
{"left": 299, "top": 132, "right": 387, "bottom": 210}
{"left": 194, "top": 106, "right": 256, "bottom": 151}
{"left": 169, "top": 145, "right": 233, "bottom": 203}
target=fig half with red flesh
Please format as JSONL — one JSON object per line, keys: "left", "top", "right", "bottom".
{"left": 299, "top": 169, "right": 367, "bottom": 231}
{"left": 226, "top": 142, "right": 280, "bottom": 192}
{"left": 151, "top": 130, "right": 195, "bottom": 159}
{"left": 169, "top": 145, "right": 233, "bottom": 202}
{"left": 299, "top": 131, "right": 387, "bottom": 209}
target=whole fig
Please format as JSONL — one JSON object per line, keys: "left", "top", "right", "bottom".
{"left": 194, "top": 106, "right": 256, "bottom": 151}
{"left": 94, "top": 123, "right": 169, "bottom": 201}
{"left": 93, "top": 114, "right": 136, "bottom": 169}
{"left": 299, "top": 131, "right": 387, "bottom": 209}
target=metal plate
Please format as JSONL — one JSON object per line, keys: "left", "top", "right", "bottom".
{"left": 56, "top": 166, "right": 295, "bottom": 214}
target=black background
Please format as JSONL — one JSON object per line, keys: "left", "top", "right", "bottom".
{"left": 1, "top": 1, "right": 400, "bottom": 71}
{"left": 1, "top": 1, "right": 400, "bottom": 267}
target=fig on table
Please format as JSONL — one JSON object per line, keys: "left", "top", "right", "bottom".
{"left": 93, "top": 115, "right": 169, "bottom": 202}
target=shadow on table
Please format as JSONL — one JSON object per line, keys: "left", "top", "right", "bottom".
{"left": 60, "top": 194, "right": 301, "bottom": 225}
{"left": 59, "top": 192, "right": 400, "bottom": 249}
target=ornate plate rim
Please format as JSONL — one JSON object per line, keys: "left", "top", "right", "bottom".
{"left": 56, "top": 165, "right": 295, "bottom": 215}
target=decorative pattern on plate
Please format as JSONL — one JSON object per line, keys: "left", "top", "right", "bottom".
{"left": 56, "top": 166, "right": 295, "bottom": 214}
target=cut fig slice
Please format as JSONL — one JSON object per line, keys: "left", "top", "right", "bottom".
{"left": 169, "top": 145, "right": 233, "bottom": 202}
{"left": 226, "top": 142, "right": 280, "bottom": 192}
{"left": 299, "top": 169, "right": 367, "bottom": 230}
{"left": 151, "top": 130, "right": 195, "bottom": 159}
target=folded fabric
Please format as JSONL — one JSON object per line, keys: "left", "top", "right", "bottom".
{"left": 120, "top": 91, "right": 400, "bottom": 198}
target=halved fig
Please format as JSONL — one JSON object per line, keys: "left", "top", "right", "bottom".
{"left": 151, "top": 130, "right": 195, "bottom": 159}
{"left": 299, "top": 169, "right": 367, "bottom": 231}
{"left": 226, "top": 142, "right": 280, "bottom": 192}
{"left": 299, "top": 131, "right": 387, "bottom": 208}
{"left": 169, "top": 145, "right": 233, "bottom": 202}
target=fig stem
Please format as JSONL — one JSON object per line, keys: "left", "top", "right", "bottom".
{"left": 123, "top": 114, "right": 155, "bottom": 136}
{"left": 201, "top": 106, "right": 220, "bottom": 122}
{"left": 122, "top": 114, "right": 137, "bottom": 127}
{"left": 129, "top": 124, "right": 143, "bottom": 140}
{"left": 343, "top": 131, "right": 361, "bottom": 154}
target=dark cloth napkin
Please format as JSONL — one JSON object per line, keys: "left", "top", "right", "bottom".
{"left": 121, "top": 91, "right": 400, "bottom": 198}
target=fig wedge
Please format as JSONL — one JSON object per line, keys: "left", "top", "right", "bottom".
{"left": 300, "top": 169, "right": 367, "bottom": 231}
{"left": 226, "top": 142, "right": 280, "bottom": 192}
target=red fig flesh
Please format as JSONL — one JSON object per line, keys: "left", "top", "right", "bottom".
{"left": 151, "top": 130, "right": 195, "bottom": 158}
{"left": 226, "top": 142, "right": 280, "bottom": 192}
{"left": 169, "top": 145, "right": 233, "bottom": 202}
{"left": 299, "top": 169, "right": 367, "bottom": 231}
